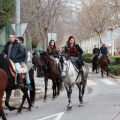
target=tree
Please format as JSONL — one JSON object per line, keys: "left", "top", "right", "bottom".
{"left": 0, "top": 0, "right": 15, "bottom": 29}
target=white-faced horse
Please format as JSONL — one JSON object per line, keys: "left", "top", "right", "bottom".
{"left": 59, "top": 54, "right": 89, "bottom": 109}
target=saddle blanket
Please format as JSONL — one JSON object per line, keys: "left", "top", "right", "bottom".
{"left": 10, "top": 60, "right": 26, "bottom": 74}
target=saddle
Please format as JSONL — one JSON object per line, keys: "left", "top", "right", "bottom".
{"left": 9, "top": 60, "right": 26, "bottom": 78}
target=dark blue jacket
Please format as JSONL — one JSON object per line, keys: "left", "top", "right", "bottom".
{"left": 100, "top": 46, "right": 108, "bottom": 55}
{"left": 2, "top": 40, "right": 24, "bottom": 63}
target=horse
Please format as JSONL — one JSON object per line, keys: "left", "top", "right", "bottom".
{"left": 92, "top": 54, "right": 99, "bottom": 73}
{"left": 0, "top": 53, "right": 35, "bottom": 114}
{"left": 0, "top": 69, "right": 7, "bottom": 120}
{"left": 59, "top": 54, "right": 89, "bottom": 109}
{"left": 40, "top": 52, "right": 62, "bottom": 100}
{"left": 99, "top": 54, "right": 109, "bottom": 77}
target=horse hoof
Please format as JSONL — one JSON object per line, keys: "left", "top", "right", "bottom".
{"left": 79, "top": 103, "right": 83, "bottom": 107}
{"left": 43, "top": 99, "right": 47, "bottom": 103}
{"left": 16, "top": 111, "right": 21, "bottom": 114}
{"left": 27, "top": 108, "right": 31, "bottom": 111}
{"left": 67, "top": 106, "right": 72, "bottom": 110}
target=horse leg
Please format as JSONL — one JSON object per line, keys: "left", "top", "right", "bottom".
{"left": 106, "top": 67, "right": 109, "bottom": 77}
{"left": 17, "top": 91, "right": 30, "bottom": 114}
{"left": 5, "top": 90, "right": 16, "bottom": 111}
{"left": 65, "top": 86, "right": 72, "bottom": 109}
{"left": 44, "top": 78, "right": 48, "bottom": 100}
{"left": 1, "top": 109, "right": 7, "bottom": 120}
{"left": 101, "top": 68, "right": 103, "bottom": 77}
{"left": 52, "top": 81, "right": 56, "bottom": 99}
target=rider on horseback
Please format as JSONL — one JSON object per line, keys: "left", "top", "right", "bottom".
{"left": 17, "top": 37, "right": 32, "bottom": 90}
{"left": 99, "top": 43, "right": 110, "bottom": 64}
{"left": 2, "top": 34, "right": 24, "bottom": 88}
{"left": 64, "top": 36, "right": 85, "bottom": 80}
{"left": 47, "top": 40, "right": 60, "bottom": 77}
{"left": 93, "top": 45, "right": 100, "bottom": 56}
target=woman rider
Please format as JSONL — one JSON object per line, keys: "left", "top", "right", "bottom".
{"left": 64, "top": 36, "right": 84, "bottom": 80}
{"left": 47, "top": 40, "right": 59, "bottom": 64}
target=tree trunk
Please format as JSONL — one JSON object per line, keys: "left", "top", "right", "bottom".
{"left": 98, "top": 32, "right": 102, "bottom": 47}
{"left": 111, "top": 26, "right": 115, "bottom": 56}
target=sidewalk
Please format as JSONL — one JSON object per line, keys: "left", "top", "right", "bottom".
{"left": 2, "top": 71, "right": 52, "bottom": 108}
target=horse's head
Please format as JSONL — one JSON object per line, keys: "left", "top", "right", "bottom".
{"left": 40, "top": 52, "right": 50, "bottom": 70}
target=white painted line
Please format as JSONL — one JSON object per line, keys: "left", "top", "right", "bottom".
{"left": 37, "top": 112, "right": 64, "bottom": 120}
{"left": 87, "top": 80, "right": 97, "bottom": 85}
{"left": 100, "top": 79, "right": 116, "bottom": 85}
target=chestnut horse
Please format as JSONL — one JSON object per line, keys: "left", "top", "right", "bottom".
{"left": 40, "top": 52, "right": 62, "bottom": 100}
{"left": 99, "top": 55, "right": 109, "bottom": 77}
{"left": 0, "top": 53, "right": 35, "bottom": 114}
{"left": 0, "top": 68, "right": 7, "bottom": 120}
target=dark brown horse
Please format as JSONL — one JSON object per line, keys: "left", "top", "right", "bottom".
{"left": 0, "top": 69, "right": 7, "bottom": 120}
{"left": 40, "top": 52, "right": 62, "bottom": 100}
{"left": 92, "top": 54, "right": 99, "bottom": 73}
{"left": 0, "top": 53, "right": 35, "bottom": 114}
{"left": 99, "top": 55, "right": 109, "bottom": 77}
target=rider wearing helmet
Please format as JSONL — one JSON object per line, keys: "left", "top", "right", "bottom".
{"left": 64, "top": 36, "right": 84, "bottom": 80}
{"left": 2, "top": 34, "right": 24, "bottom": 88}
{"left": 17, "top": 37, "right": 32, "bottom": 90}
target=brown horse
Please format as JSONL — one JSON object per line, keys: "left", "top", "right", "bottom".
{"left": 99, "top": 55, "right": 109, "bottom": 77}
{"left": 0, "top": 68, "right": 7, "bottom": 120}
{"left": 40, "top": 52, "right": 62, "bottom": 100}
{"left": 0, "top": 53, "right": 35, "bottom": 114}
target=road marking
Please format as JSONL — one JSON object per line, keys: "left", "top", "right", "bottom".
{"left": 100, "top": 79, "right": 116, "bottom": 85}
{"left": 87, "top": 80, "right": 97, "bottom": 85}
{"left": 37, "top": 112, "right": 64, "bottom": 120}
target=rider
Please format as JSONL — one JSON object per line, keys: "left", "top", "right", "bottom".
{"left": 47, "top": 40, "right": 59, "bottom": 60}
{"left": 2, "top": 34, "right": 24, "bottom": 88}
{"left": 47, "top": 40, "right": 60, "bottom": 77}
{"left": 93, "top": 45, "right": 100, "bottom": 56}
{"left": 64, "top": 36, "right": 84, "bottom": 80}
{"left": 17, "top": 37, "right": 32, "bottom": 90}
{"left": 99, "top": 43, "right": 110, "bottom": 64}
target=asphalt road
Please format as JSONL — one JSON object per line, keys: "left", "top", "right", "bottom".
{"left": 4, "top": 68, "right": 120, "bottom": 120}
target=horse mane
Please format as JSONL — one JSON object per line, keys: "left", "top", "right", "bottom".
{"left": 0, "top": 53, "right": 11, "bottom": 77}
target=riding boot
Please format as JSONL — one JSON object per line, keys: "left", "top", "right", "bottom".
{"left": 79, "top": 67, "right": 85, "bottom": 81}
{"left": 18, "top": 73, "right": 24, "bottom": 88}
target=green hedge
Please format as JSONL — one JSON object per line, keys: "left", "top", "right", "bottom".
{"left": 84, "top": 57, "right": 92, "bottom": 63}
{"left": 108, "top": 64, "right": 120, "bottom": 75}
{"left": 83, "top": 53, "right": 92, "bottom": 58}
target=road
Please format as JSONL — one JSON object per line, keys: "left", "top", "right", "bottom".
{"left": 4, "top": 68, "right": 120, "bottom": 120}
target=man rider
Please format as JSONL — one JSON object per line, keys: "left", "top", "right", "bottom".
{"left": 17, "top": 37, "right": 32, "bottom": 90}
{"left": 93, "top": 45, "right": 100, "bottom": 56}
{"left": 99, "top": 43, "right": 110, "bottom": 64}
{"left": 2, "top": 34, "right": 24, "bottom": 88}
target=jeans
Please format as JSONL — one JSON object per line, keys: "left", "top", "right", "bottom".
{"left": 22, "top": 62, "right": 31, "bottom": 84}
{"left": 15, "top": 62, "right": 21, "bottom": 73}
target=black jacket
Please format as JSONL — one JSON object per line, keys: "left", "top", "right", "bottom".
{"left": 2, "top": 40, "right": 24, "bottom": 63}
{"left": 93, "top": 48, "right": 100, "bottom": 55}
{"left": 65, "top": 44, "right": 83, "bottom": 58}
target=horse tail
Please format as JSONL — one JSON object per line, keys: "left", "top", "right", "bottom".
{"left": 29, "top": 68, "right": 36, "bottom": 107}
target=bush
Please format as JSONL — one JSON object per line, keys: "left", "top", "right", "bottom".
{"left": 108, "top": 64, "right": 120, "bottom": 75}
{"left": 84, "top": 57, "right": 92, "bottom": 63}
{"left": 83, "top": 53, "right": 92, "bottom": 58}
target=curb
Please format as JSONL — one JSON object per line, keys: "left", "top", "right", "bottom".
{"left": 86, "top": 63, "right": 120, "bottom": 79}
{"left": 2, "top": 89, "right": 52, "bottom": 109}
